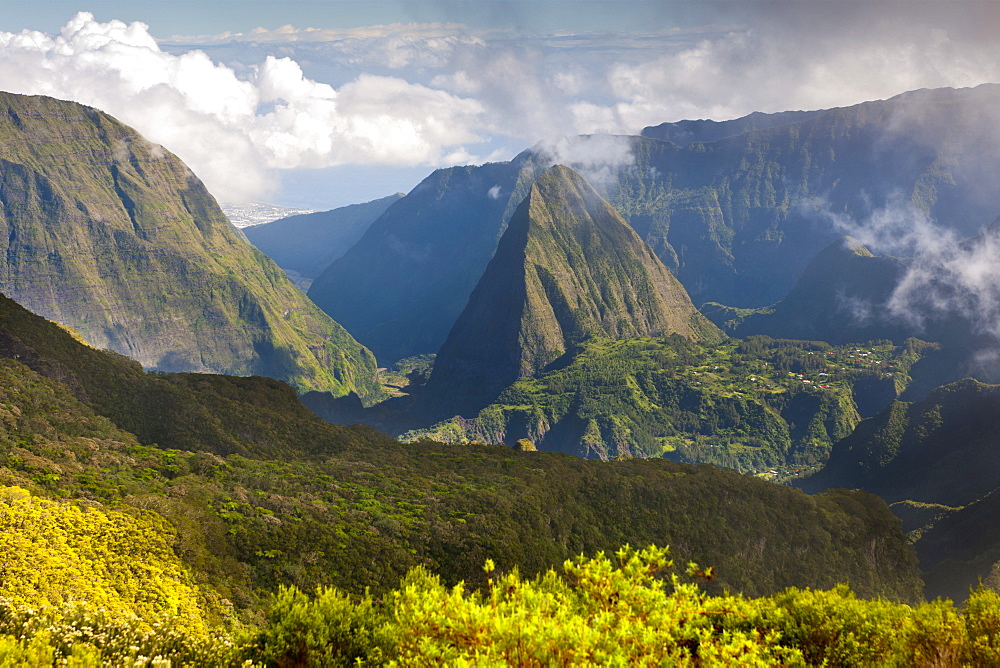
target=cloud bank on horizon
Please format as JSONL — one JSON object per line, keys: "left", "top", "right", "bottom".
{"left": 0, "top": 6, "right": 997, "bottom": 203}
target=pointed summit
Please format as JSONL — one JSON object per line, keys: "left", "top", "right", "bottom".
{"left": 426, "top": 165, "right": 722, "bottom": 414}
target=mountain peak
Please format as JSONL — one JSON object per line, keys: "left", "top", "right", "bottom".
{"left": 425, "top": 164, "right": 721, "bottom": 415}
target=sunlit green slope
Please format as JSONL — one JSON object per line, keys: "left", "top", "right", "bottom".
{"left": 0, "top": 92, "right": 377, "bottom": 397}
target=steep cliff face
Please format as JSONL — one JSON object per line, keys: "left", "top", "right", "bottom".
{"left": 0, "top": 92, "right": 377, "bottom": 397}
{"left": 426, "top": 165, "right": 721, "bottom": 414}
{"left": 612, "top": 85, "right": 1000, "bottom": 308}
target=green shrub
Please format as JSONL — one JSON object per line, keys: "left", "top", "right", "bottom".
{"left": 250, "top": 586, "right": 390, "bottom": 667}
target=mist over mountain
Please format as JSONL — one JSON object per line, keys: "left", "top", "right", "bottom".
{"left": 610, "top": 85, "right": 1000, "bottom": 308}
{"left": 716, "top": 237, "right": 913, "bottom": 343}
{"left": 709, "top": 219, "right": 1000, "bottom": 393}
{"left": 0, "top": 92, "right": 378, "bottom": 398}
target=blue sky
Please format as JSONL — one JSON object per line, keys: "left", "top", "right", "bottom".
{"left": 1, "top": 1, "right": 997, "bottom": 208}
{"left": 3, "top": 1, "right": 721, "bottom": 36}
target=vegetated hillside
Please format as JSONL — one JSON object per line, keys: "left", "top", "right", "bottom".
{"left": 0, "top": 484, "right": 215, "bottom": 632}
{"left": 243, "top": 193, "right": 403, "bottom": 280}
{"left": 9, "top": 547, "right": 1000, "bottom": 666}
{"left": 308, "top": 85, "right": 1000, "bottom": 365}
{"left": 798, "top": 378, "right": 1000, "bottom": 509}
{"left": 309, "top": 155, "right": 547, "bottom": 363}
{"left": 799, "top": 377, "right": 1000, "bottom": 602}
{"left": 0, "top": 291, "right": 386, "bottom": 458}
{"left": 408, "top": 335, "right": 931, "bottom": 467}
{"left": 640, "top": 108, "right": 827, "bottom": 146}
{"left": 916, "top": 487, "right": 1000, "bottom": 602}
{"left": 0, "top": 290, "right": 924, "bottom": 613}
{"left": 424, "top": 165, "right": 722, "bottom": 416}
{"left": 0, "top": 92, "right": 376, "bottom": 397}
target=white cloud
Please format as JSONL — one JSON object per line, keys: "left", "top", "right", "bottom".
{"left": 801, "top": 194, "right": 1000, "bottom": 341}
{"left": 4, "top": 6, "right": 1000, "bottom": 205}
{"left": 0, "top": 13, "right": 487, "bottom": 202}
{"left": 166, "top": 22, "right": 489, "bottom": 73}
{"left": 888, "top": 226, "right": 1000, "bottom": 338}
{"left": 801, "top": 193, "right": 958, "bottom": 259}
{"left": 535, "top": 134, "right": 635, "bottom": 188}
{"left": 167, "top": 22, "right": 476, "bottom": 46}
{"left": 593, "top": 16, "right": 1000, "bottom": 131}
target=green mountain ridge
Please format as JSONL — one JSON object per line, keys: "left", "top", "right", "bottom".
{"left": 424, "top": 165, "right": 722, "bottom": 416}
{"left": 0, "top": 91, "right": 377, "bottom": 397}
{"left": 0, "top": 290, "right": 380, "bottom": 458}
{"left": 406, "top": 335, "right": 938, "bottom": 466}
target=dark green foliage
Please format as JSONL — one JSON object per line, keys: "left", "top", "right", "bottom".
{"left": 249, "top": 586, "right": 389, "bottom": 666}
{"left": 0, "top": 363, "right": 925, "bottom": 606}
{"left": 800, "top": 378, "right": 1000, "bottom": 508}
{"left": 0, "top": 291, "right": 388, "bottom": 458}
{"left": 411, "top": 335, "right": 924, "bottom": 472}
{"left": 0, "top": 289, "right": 923, "bottom": 619}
